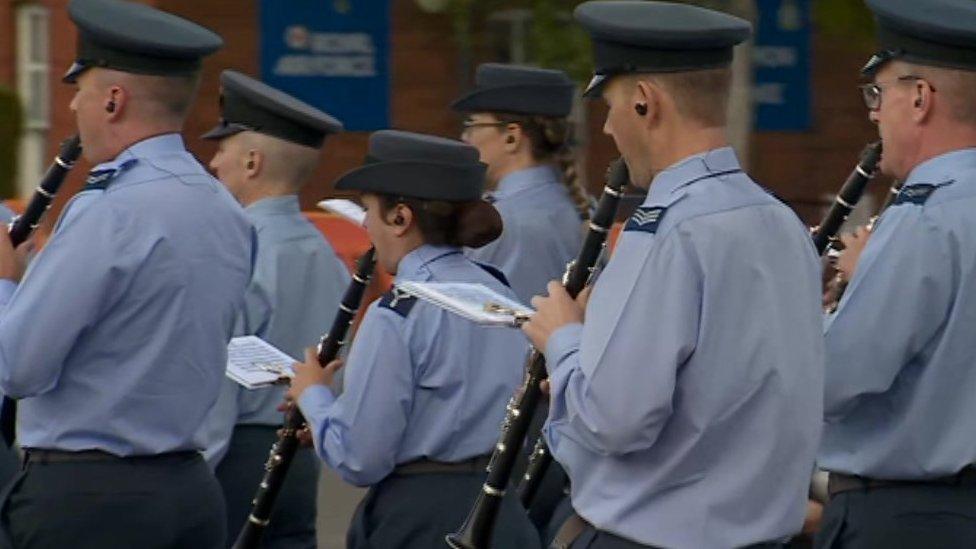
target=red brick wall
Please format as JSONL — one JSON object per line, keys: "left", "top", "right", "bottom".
{"left": 751, "top": 30, "right": 882, "bottom": 225}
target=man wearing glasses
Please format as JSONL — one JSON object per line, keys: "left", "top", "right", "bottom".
{"left": 817, "top": 0, "right": 976, "bottom": 547}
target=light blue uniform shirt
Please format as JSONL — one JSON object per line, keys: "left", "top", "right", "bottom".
{"left": 200, "top": 195, "right": 349, "bottom": 466}
{"left": 0, "top": 204, "right": 14, "bottom": 224}
{"left": 542, "top": 148, "right": 824, "bottom": 548}
{"left": 820, "top": 148, "right": 976, "bottom": 480}
{"left": 298, "top": 244, "right": 529, "bottom": 487}
{"left": 467, "top": 165, "right": 583, "bottom": 304}
{"left": 0, "top": 134, "right": 253, "bottom": 456}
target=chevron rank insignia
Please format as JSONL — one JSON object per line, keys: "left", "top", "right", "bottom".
{"left": 893, "top": 183, "right": 944, "bottom": 206}
{"left": 624, "top": 206, "right": 667, "bottom": 234}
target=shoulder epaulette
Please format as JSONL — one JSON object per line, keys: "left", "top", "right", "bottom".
{"left": 893, "top": 183, "right": 946, "bottom": 206}
{"left": 378, "top": 287, "right": 417, "bottom": 318}
{"left": 475, "top": 262, "right": 510, "bottom": 288}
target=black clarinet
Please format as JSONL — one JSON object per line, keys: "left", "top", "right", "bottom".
{"left": 8, "top": 135, "right": 83, "bottom": 246}
{"left": 823, "top": 176, "right": 903, "bottom": 313}
{"left": 0, "top": 134, "right": 82, "bottom": 448}
{"left": 446, "top": 160, "right": 629, "bottom": 549}
{"left": 812, "top": 141, "right": 882, "bottom": 255}
{"left": 233, "top": 247, "right": 377, "bottom": 549}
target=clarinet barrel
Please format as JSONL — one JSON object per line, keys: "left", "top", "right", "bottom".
{"left": 812, "top": 141, "right": 882, "bottom": 256}
{"left": 8, "top": 134, "right": 82, "bottom": 246}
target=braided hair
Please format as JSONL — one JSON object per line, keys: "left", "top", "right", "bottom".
{"left": 496, "top": 114, "right": 590, "bottom": 220}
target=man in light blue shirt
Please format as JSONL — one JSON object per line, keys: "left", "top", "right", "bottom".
{"left": 522, "top": 2, "right": 824, "bottom": 548}
{"left": 200, "top": 70, "right": 349, "bottom": 548}
{"left": 815, "top": 1, "right": 976, "bottom": 547}
{"left": 0, "top": 204, "right": 16, "bottom": 487}
{"left": 0, "top": 1, "right": 252, "bottom": 547}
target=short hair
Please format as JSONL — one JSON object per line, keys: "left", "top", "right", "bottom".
{"left": 240, "top": 131, "right": 321, "bottom": 190}
{"left": 897, "top": 61, "right": 976, "bottom": 125}
{"left": 101, "top": 70, "right": 202, "bottom": 123}
{"left": 634, "top": 68, "right": 733, "bottom": 127}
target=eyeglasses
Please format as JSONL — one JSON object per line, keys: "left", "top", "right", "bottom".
{"left": 859, "top": 75, "right": 936, "bottom": 111}
{"left": 461, "top": 120, "right": 507, "bottom": 136}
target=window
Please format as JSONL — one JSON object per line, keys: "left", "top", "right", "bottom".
{"left": 15, "top": 3, "right": 51, "bottom": 198}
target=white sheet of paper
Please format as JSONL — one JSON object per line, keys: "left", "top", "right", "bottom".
{"left": 317, "top": 199, "right": 366, "bottom": 226}
{"left": 226, "top": 335, "right": 296, "bottom": 389}
{"left": 396, "top": 281, "right": 534, "bottom": 327}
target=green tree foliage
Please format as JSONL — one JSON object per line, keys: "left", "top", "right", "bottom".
{"left": 815, "top": 0, "right": 874, "bottom": 43}
{"left": 443, "top": 0, "right": 754, "bottom": 84}
{"left": 0, "top": 87, "right": 22, "bottom": 199}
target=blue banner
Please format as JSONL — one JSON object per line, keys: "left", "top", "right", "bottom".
{"left": 753, "top": 0, "right": 812, "bottom": 131}
{"left": 260, "top": 0, "right": 391, "bottom": 131}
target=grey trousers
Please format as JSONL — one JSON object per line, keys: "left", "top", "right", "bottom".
{"left": 815, "top": 483, "right": 976, "bottom": 549}
{"left": 0, "top": 451, "right": 224, "bottom": 549}
{"left": 348, "top": 471, "right": 541, "bottom": 549}
{"left": 215, "top": 425, "right": 318, "bottom": 549}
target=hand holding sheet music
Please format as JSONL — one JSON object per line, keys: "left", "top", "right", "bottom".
{"left": 226, "top": 336, "right": 296, "bottom": 389}
{"left": 396, "top": 281, "right": 535, "bottom": 327}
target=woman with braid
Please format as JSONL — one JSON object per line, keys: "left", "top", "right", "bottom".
{"left": 452, "top": 63, "right": 586, "bottom": 544}
{"left": 453, "top": 63, "right": 588, "bottom": 306}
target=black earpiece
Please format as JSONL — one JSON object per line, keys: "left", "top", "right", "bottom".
{"left": 506, "top": 135, "right": 515, "bottom": 144}
{"left": 915, "top": 97, "right": 922, "bottom": 108}
{"left": 246, "top": 159, "right": 255, "bottom": 170}
{"left": 635, "top": 103, "right": 648, "bottom": 116}
{"left": 106, "top": 100, "right": 116, "bottom": 113}
{"left": 394, "top": 214, "right": 405, "bottom": 225}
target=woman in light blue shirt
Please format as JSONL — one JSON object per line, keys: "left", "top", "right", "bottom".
{"left": 453, "top": 63, "right": 588, "bottom": 306}
{"left": 288, "top": 131, "right": 540, "bottom": 549}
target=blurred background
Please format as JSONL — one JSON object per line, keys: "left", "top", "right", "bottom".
{"left": 0, "top": 1, "right": 887, "bottom": 546}
{"left": 0, "top": 0, "right": 887, "bottom": 225}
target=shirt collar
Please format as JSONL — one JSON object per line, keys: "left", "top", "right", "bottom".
{"left": 90, "top": 133, "right": 187, "bottom": 173}
{"left": 645, "top": 147, "right": 741, "bottom": 205}
{"left": 245, "top": 195, "right": 301, "bottom": 217}
{"left": 903, "top": 148, "right": 976, "bottom": 187}
{"left": 492, "top": 165, "right": 560, "bottom": 200}
{"left": 395, "top": 244, "right": 462, "bottom": 283}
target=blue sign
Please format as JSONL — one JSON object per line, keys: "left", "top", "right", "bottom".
{"left": 260, "top": 0, "right": 391, "bottom": 131}
{"left": 753, "top": 0, "right": 811, "bottom": 131}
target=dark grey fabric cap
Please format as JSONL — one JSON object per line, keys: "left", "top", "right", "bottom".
{"left": 64, "top": 0, "right": 222, "bottom": 83}
{"left": 201, "top": 70, "right": 343, "bottom": 148}
{"left": 334, "top": 130, "right": 487, "bottom": 202}
{"left": 862, "top": 0, "right": 976, "bottom": 76}
{"left": 574, "top": 0, "right": 751, "bottom": 97}
{"left": 451, "top": 63, "right": 576, "bottom": 118}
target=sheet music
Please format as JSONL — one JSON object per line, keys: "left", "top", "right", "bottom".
{"left": 397, "top": 281, "right": 534, "bottom": 327}
{"left": 226, "top": 335, "right": 296, "bottom": 389}
{"left": 317, "top": 198, "right": 366, "bottom": 226}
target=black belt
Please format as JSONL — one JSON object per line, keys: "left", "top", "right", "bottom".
{"left": 23, "top": 448, "right": 199, "bottom": 466}
{"left": 551, "top": 512, "right": 785, "bottom": 549}
{"left": 392, "top": 455, "right": 490, "bottom": 476}
{"left": 828, "top": 465, "right": 976, "bottom": 498}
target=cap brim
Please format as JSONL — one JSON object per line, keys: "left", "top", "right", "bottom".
{"left": 334, "top": 162, "right": 484, "bottom": 202}
{"left": 861, "top": 49, "right": 900, "bottom": 77}
{"left": 450, "top": 89, "right": 482, "bottom": 113}
{"left": 582, "top": 74, "right": 609, "bottom": 98}
{"left": 62, "top": 61, "right": 89, "bottom": 84}
{"left": 200, "top": 122, "right": 252, "bottom": 141}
